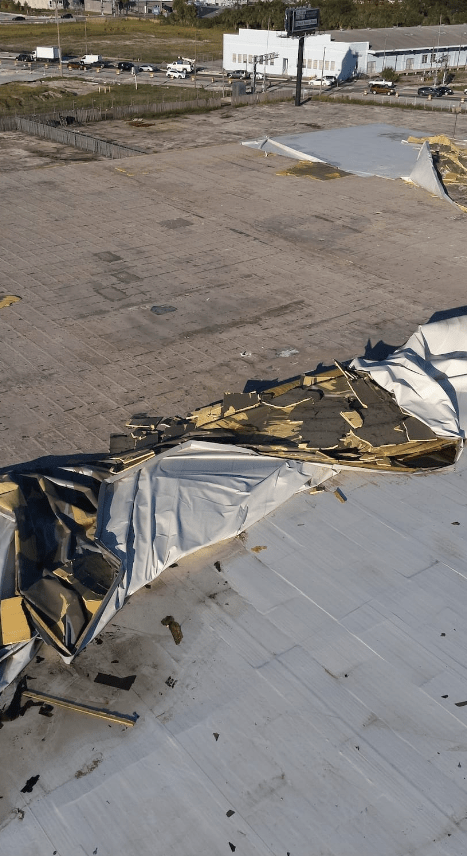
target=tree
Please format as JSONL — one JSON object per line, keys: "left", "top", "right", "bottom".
{"left": 380, "top": 65, "right": 400, "bottom": 83}
{"left": 171, "top": 0, "right": 198, "bottom": 25}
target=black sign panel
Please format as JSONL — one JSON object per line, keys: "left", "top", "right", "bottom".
{"left": 284, "top": 7, "right": 320, "bottom": 36}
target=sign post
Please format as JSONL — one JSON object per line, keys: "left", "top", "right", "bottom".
{"left": 284, "top": 7, "right": 320, "bottom": 107}
{"left": 252, "top": 52, "right": 278, "bottom": 93}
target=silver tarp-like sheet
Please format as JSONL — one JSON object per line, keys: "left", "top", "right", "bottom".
{"left": 352, "top": 317, "right": 467, "bottom": 440}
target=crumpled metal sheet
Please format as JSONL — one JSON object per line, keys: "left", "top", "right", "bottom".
{"left": 407, "top": 134, "right": 467, "bottom": 211}
{"left": 0, "top": 353, "right": 461, "bottom": 693}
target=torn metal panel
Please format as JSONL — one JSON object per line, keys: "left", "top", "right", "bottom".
{"left": 0, "top": 318, "right": 465, "bottom": 691}
{"left": 407, "top": 135, "right": 467, "bottom": 211}
{"left": 406, "top": 140, "right": 457, "bottom": 208}
{"left": 351, "top": 316, "right": 467, "bottom": 441}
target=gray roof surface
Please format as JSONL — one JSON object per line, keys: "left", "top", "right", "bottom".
{"left": 329, "top": 23, "right": 467, "bottom": 51}
{"left": 243, "top": 123, "right": 430, "bottom": 178}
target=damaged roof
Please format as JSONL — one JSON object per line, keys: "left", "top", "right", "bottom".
{"left": 0, "top": 318, "right": 465, "bottom": 692}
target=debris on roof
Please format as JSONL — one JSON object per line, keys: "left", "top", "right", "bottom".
{"left": 0, "top": 295, "right": 21, "bottom": 310}
{"left": 0, "top": 317, "right": 465, "bottom": 695}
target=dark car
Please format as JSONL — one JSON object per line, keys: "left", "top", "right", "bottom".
{"left": 67, "top": 60, "right": 84, "bottom": 69}
{"left": 16, "top": 53, "right": 33, "bottom": 62}
{"left": 417, "top": 86, "right": 443, "bottom": 98}
{"left": 12, "top": 15, "right": 25, "bottom": 20}
{"left": 118, "top": 61, "right": 135, "bottom": 72}
{"left": 101, "top": 61, "right": 115, "bottom": 68}
{"left": 369, "top": 83, "right": 396, "bottom": 95}
{"left": 61, "top": 12, "right": 74, "bottom": 17}
{"left": 435, "top": 85, "right": 454, "bottom": 96}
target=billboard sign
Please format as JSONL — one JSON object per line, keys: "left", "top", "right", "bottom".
{"left": 284, "top": 7, "right": 320, "bottom": 37}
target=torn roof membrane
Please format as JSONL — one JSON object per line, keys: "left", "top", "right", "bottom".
{"left": 243, "top": 124, "right": 467, "bottom": 211}
{"left": 0, "top": 317, "right": 465, "bottom": 692}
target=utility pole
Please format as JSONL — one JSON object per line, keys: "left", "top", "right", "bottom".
{"left": 55, "top": 0, "right": 63, "bottom": 78}
{"left": 295, "top": 36, "right": 305, "bottom": 105}
{"left": 318, "top": 45, "right": 326, "bottom": 94}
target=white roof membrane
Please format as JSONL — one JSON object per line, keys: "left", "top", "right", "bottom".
{"left": 242, "top": 124, "right": 431, "bottom": 179}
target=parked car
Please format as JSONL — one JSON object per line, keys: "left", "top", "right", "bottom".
{"left": 139, "top": 63, "right": 158, "bottom": 72}
{"left": 117, "top": 61, "right": 135, "bottom": 72}
{"left": 368, "top": 78, "right": 394, "bottom": 87}
{"left": 12, "top": 15, "right": 25, "bottom": 20}
{"left": 369, "top": 82, "right": 396, "bottom": 95}
{"left": 16, "top": 53, "right": 34, "bottom": 62}
{"left": 67, "top": 60, "right": 84, "bottom": 69}
{"left": 166, "top": 68, "right": 187, "bottom": 79}
{"left": 61, "top": 12, "right": 74, "bottom": 17}
{"left": 227, "top": 70, "right": 251, "bottom": 80}
{"left": 101, "top": 61, "right": 115, "bottom": 68}
{"left": 309, "top": 76, "right": 337, "bottom": 87}
{"left": 417, "top": 86, "right": 443, "bottom": 97}
{"left": 167, "top": 58, "right": 194, "bottom": 73}
{"left": 435, "top": 85, "right": 454, "bottom": 95}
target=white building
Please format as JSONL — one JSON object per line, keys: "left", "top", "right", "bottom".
{"left": 224, "top": 24, "right": 467, "bottom": 81}
{"left": 329, "top": 25, "right": 467, "bottom": 77}
{"left": 223, "top": 30, "right": 358, "bottom": 81}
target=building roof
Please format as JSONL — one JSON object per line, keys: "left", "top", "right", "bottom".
{"left": 329, "top": 23, "right": 467, "bottom": 51}
{"left": 2, "top": 102, "right": 467, "bottom": 854}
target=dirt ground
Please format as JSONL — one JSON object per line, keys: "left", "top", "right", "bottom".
{"left": 1, "top": 97, "right": 466, "bottom": 171}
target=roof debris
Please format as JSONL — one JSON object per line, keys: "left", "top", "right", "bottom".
{"left": 0, "top": 295, "right": 21, "bottom": 310}
{"left": 0, "top": 317, "right": 465, "bottom": 697}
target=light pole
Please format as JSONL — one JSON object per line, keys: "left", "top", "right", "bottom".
{"left": 55, "top": 0, "right": 63, "bottom": 78}
{"left": 319, "top": 45, "right": 325, "bottom": 93}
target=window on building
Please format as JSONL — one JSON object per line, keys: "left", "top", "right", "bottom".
{"left": 248, "top": 55, "right": 253, "bottom": 63}
{"left": 232, "top": 54, "right": 236, "bottom": 63}
{"left": 431, "top": 53, "right": 436, "bottom": 62}
{"left": 422, "top": 54, "right": 428, "bottom": 64}
{"left": 330, "top": 61, "right": 335, "bottom": 70}
{"left": 307, "top": 59, "right": 312, "bottom": 68}
{"left": 367, "top": 61, "right": 376, "bottom": 74}
{"left": 318, "top": 60, "right": 323, "bottom": 70}
{"left": 243, "top": 54, "right": 248, "bottom": 63}
{"left": 313, "top": 59, "right": 317, "bottom": 69}
{"left": 325, "top": 60, "right": 329, "bottom": 70}
{"left": 405, "top": 57, "right": 414, "bottom": 70}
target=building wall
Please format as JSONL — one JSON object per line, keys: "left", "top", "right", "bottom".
{"left": 84, "top": 0, "right": 112, "bottom": 13}
{"left": 362, "top": 47, "right": 467, "bottom": 76}
{"left": 223, "top": 31, "right": 357, "bottom": 80}
{"left": 24, "top": 0, "right": 65, "bottom": 8}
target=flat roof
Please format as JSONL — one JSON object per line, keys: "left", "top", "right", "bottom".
{"left": 329, "top": 23, "right": 467, "bottom": 51}
{"left": 2, "top": 100, "right": 467, "bottom": 854}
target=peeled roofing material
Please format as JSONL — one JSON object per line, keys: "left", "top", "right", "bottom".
{"left": 352, "top": 316, "right": 467, "bottom": 439}
{"left": 0, "top": 317, "right": 466, "bottom": 691}
{"left": 407, "top": 140, "right": 456, "bottom": 206}
{"left": 408, "top": 134, "right": 467, "bottom": 211}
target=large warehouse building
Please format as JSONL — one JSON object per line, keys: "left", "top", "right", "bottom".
{"left": 224, "top": 23, "right": 467, "bottom": 80}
